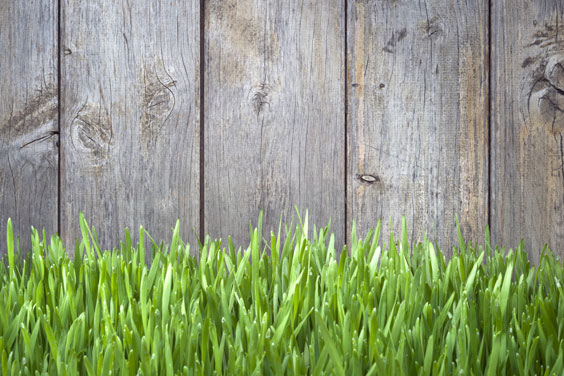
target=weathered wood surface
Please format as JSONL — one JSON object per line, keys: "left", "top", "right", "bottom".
{"left": 0, "top": 0, "right": 58, "bottom": 255}
{"left": 60, "top": 0, "right": 200, "bottom": 256}
{"left": 491, "top": 1, "right": 564, "bottom": 263}
{"left": 4, "top": 0, "right": 564, "bottom": 263}
{"left": 204, "top": 0, "right": 346, "bottom": 249}
{"left": 347, "top": 0, "right": 489, "bottom": 257}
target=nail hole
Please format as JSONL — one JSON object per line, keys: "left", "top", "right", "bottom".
{"left": 379, "top": 83, "right": 385, "bottom": 88}
{"left": 358, "top": 174, "right": 380, "bottom": 183}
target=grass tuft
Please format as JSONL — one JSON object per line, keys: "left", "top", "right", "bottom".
{"left": 1, "top": 213, "right": 563, "bottom": 375}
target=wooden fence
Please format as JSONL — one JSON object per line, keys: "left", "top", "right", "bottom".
{"left": 1, "top": 0, "right": 563, "bottom": 263}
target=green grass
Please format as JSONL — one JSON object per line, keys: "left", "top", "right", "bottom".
{"left": 1, "top": 212, "right": 563, "bottom": 375}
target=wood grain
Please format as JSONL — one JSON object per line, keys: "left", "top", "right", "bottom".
{"left": 491, "top": 1, "right": 564, "bottom": 263}
{"left": 204, "top": 0, "right": 345, "bottom": 249}
{"left": 0, "top": 0, "right": 58, "bottom": 255}
{"left": 347, "top": 0, "right": 489, "bottom": 257}
{"left": 60, "top": 0, "right": 200, "bottom": 256}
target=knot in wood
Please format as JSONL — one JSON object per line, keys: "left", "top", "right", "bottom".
{"left": 70, "top": 103, "right": 112, "bottom": 167}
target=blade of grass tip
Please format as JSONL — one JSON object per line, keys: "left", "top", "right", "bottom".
{"left": 139, "top": 226, "right": 146, "bottom": 268}
{"left": 200, "top": 237, "right": 209, "bottom": 275}
{"left": 513, "top": 240, "right": 522, "bottom": 271}
{"left": 89, "top": 224, "right": 102, "bottom": 259}
{"left": 485, "top": 225, "right": 492, "bottom": 262}
{"left": 171, "top": 220, "right": 180, "bottom": 263}
{"left": 40, "top": 314, "right": 58, "bottom": 360}
{"left": 428, "top": 242, "right": 439, "bottom": 283}
{"left": 424, "top": 335, "right": 434, "bottom": 376}
{"left": 390, "top": 301, "right": 406, "bottom": 344}
{"left": 459, "top": 251, "right": 467, "bottom": 284}
{"left": 369, "top": 245, "right": 381, "bottom": 281}
{"left": 327, "top": 233, "right": 336, "bottom": 263}
{"left": 73, "top": 237, "right": 82, "bottom": 274}
{"left": 486, "top": 333, "right": 501, "bottom": 376}
{"left": 277, "top": 212, "right": 283, "bottom": 242}
{"left": 401, "top": 216, "right": 409, "bottom": 256}
{"left": 303, "top": 210, "right": 308, "bottom": 239}
{"left": 251, "top": 228, "right": 261, "bottom": 318}
{"left": 552, "top": 349, "right": 564, "bottom": 375}
{"left": 79, "top": 212, "right": 92, "bottom": 261}
{"left": 273, "top": 305, "right": 292, "bottom": 346}
{"left": 401, "top": 216, "right": 411, "bottom": 269}
{"left": 252, "top": 227, "right": 259, "bottom": 274}
{"left": 293, "top": 307, "right": 315, "bottom": 338}
{"left": 313, "top": 223, "right": 318, "bottom": 242}
{"left": 83, "top": 355, "right": 95, "bottom": 376}
{"left": 315, "top": 311, "right": 345, "bottom": 376}
{"left": 15, "top": 233, "right": 21, "bottom": 270}
{"left": 351, "top": 221, "right": 357, "bottom": 255}
{"left": 145, "top": 252, "right": 161, "bottom": 297}
{"left": 500, "top": 261, "right": 513, "bottom": 319}
{"left": 271, "top": 231, "right": 279, "bottom": 274}
{"left": 125, "top": 227, "right": 132, "bottom": 259}
{"left": 363, "top": 227, "right": 374, "bottom": 254}
{"left": 101, "top": 342, "right": 115, "bottom": 376}
{"left": 465, "top": 251, "right": 484, "bottom": 294}
{"left": 143, "top": 230, "right": 160, "bottom": 258}
{"left": 389, "top": 218, "right": 398, "bottom": 267}
{"left": 276, "top": 212, "right": 284, "bottom": 259}
{"left": 29, "top": 319, "right": 41, "bottom": 360}
{"left": 7, "top": 219, "right": 15, "bottom": 279}
{"left": 288, "top": 269, "right": 304, "bottom": 296}
{"left": 258, "top": 209, "right": 263, "bottom": 246}
{"left": 456, "top": 216, "right": 466, "bottom": 254}
{"left": 295, "top": 207, "right": 305, "bottom": 240}
{"left": 373, "top": 219, "right": 382, "bottom": 249}
{"left": 162, "top": 263, "right": 173, "bottom": 327}
{"left": 325, "top": 217, "right": 332, "bottom": 239}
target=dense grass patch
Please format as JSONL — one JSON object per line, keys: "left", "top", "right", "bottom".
{"left": 1, "top": 213, "right": 563, "bottom": 375}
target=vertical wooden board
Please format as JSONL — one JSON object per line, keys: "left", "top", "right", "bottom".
{"left": 491, "top": 1, "right": 564, "bottom": 263}
{"left": 205, "top": 1, "right": 345, "bottom": 248}
{"left": 0, "top": 0, "right": 58, "bottom": 255}
{"left": 61, "top": 0, "right": 200, "bottom": 256}
{"left": 347, "top": 0, "right": 488, "bottom": 256}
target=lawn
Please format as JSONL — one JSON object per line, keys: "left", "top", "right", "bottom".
{"left": 1, "top": 213, "right": 563, "bottom": 375}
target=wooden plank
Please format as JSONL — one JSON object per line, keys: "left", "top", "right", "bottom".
{"left": 491, "top": 1, "right": 564, "bottom": 263}
{"left": 0, "top": 0, "right": 58, "bottom": 255}
{"left": 205, "top": 0, "right": 345, "bottom": 249}
{"left": 347, "top": 0, "right": 489, "bottom": 257}
{"left": 61, "top": 0, "right": 200, "bottom": 256}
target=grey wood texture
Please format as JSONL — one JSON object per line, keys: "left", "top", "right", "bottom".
{"left": 204, "top": 0, "right": 346, "bottom": 249}
{"left": 0, "top": 0, "right": 58, "bottom": 255}
{"left": 491, "top": 1, "right": 564, "bottom": 263}
{"left": 4, "top": 0, "right": 564, "bottom": 262}
{"left": 347, "top": 0, "right": 489, "bottom": 257}
{"left": 60, "top": 0, "right": 200, "bottom": 256}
